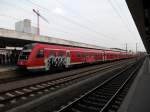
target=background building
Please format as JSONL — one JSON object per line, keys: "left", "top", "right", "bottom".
{"left": 15, "top": 19, "right": 37, "bottom": 34}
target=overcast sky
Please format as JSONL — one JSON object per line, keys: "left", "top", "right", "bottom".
{"left": 0, "top": 0, "right": 146, "bottom": 51}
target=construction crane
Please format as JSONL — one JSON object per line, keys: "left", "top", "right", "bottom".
{"left": 33, "top": 9, "right": 49, "bottom": 35}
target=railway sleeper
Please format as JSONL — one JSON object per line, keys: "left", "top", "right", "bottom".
{"left": 87, "top": 96, "right": 109, "bottom": 102}
{"left": 82, "top": 99, "right": 105, "bottom": 107}
{"left": 96, "top": 90, "right": 115, "bottom": 95}
{"left": 76, "top": 103, "right": 100, "bottom": 112}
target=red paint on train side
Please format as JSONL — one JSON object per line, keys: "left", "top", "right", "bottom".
{"left": 17, "top": 43, "right": 135, "bottom": 71}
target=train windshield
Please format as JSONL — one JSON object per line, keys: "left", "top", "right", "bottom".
{"left": 23, "top": 43, "right": 36, "bottom": 50}
{"left": 19, "top": 43, "right": 36, "bottom": 60}
{"left": 19, "top": 51, "right": 30, "bottom": 60}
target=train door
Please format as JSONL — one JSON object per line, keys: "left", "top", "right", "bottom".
{"left": 66, "top": 50, "right": 70, "bottom": 67}
{"left": 44, "top": 49, "right": 50, "bottom": 71}
{"left": 103, "top": 51, "right": 105, "bottom": 61}
{"left": 34, "top": 49, "right": 45, "bottom": 68}
{"left": 82, "top": 52, "right": 86, "bottom": 63}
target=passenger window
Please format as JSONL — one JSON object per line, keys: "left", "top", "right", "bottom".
{"left": 82, "top": 53, "right": 85, "bottom": 57}
{"left": 58, "top": 52, "right": 64, "bottom": 56}
{"left": 76, "top": 53, "right": 81, "bottom": 58}
{"left": 66, "top": 52, "right": 70, "bottom": 57}
{"left": 50, "top": 51, "right": 55, "bottom": 56}
{"left": 36, "top": 49, "right": 44, "bottom": 58}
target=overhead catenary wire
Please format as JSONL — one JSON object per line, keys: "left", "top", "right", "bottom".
{"left": 107, "top": 0, "right": 137, "bottom": 41}
{"left": 0, "top": 0, "right": 142, "bottom": 50}
{"left": 114, "top": 0, "right": 142, "bottom": 42}
{"left": 0, "top": 2, "right": 126, "bottom": 46}
{"left": 25, "top": 0, "right": 123, "bottom": 45}
{"left": 54, "top": 0, "right": 124, "bottom": 43}
{"left": 35, "top": 11, "right": 118, "bottom": 45}
{"left": 114, "top": 0, "right": 137, "bottom": 32}
{"left": 54, "top": 0, "right": 144, "bottom": 51}
{"left": 1, "top": 0, "right": 33, "bottom": 16}
{"left": 26, "top": 0, "right": 49, "bottom": 12}
{"left": 40, "top": 22, "right": 115, "bottom": 46}
{"left": 24, "top": 0, "right": 118, "bottom": 42}
{"left": 0, "top": 10, "right": 113, "bottom": 46}
{"left": 0, "top": 13, "right": 112, "bottom": 46}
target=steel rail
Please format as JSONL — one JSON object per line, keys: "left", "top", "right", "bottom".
{"left": 56, "top": 59, "right": 143, "bottom": 112}
{"left": 0, "top": 59, "right": 134, "bottom": 111}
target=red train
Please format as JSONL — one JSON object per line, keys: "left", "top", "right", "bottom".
{"left": 17, "top": 43, "right": 134, "bottom": 71}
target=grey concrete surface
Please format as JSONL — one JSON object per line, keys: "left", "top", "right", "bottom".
{"left": 0, "top": 65, "right": 16, "bottom": 72}
{"left": 0, "top": 28, "right": 106, "bottom": 49}
{"left": 118, "top": 57, "right": 150, "bottom": 112}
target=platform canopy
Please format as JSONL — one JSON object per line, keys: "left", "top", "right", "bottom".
{"left": 126, "top": 0, "right": 149, "bottom": 53}
{"left": 0, "top": 28, "right": 107, "bottom": 50}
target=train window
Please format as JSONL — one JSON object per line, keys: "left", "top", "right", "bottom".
{"left": 85, "top": 53, "right": 88, "bottom": 56}
{"left": 36, "top": 49, "right": 44, "bottom": 58}
{"left": 58, "top": 52, "right": 64, "bottom": 56}
{"left": 66, "top": 51, "right": 70, "bottom": 57}
{"left": 82, "top": 53, "right": 85, "bottom": 57}
{"left": 50, "top": 51, "right": 56, "bottom": 56}
{"left": 76, "top": 53, "right": 81, "bottom": 58}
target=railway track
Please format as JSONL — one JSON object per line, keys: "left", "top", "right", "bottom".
{"left": 0, "top": 59, "right": 134, "bottom": 85}
{"left": 0, "top": 59, "right": 135, "bottom": 111}
{"left": 56, "top": 58, "right": 143, "bottom": 112}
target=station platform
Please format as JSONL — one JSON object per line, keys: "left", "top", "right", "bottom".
{"left": 0, "top": 65, "right": 17, "bottom": 72}
{"left": 118, "top": 56, "right": 150, "bottom": 112}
